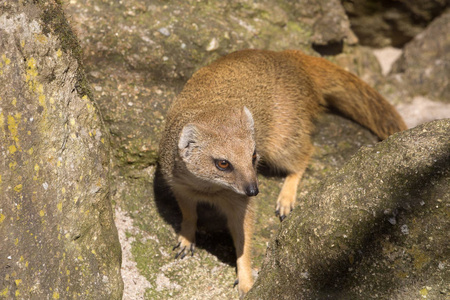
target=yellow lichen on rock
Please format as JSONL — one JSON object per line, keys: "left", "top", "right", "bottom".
{"left": 39, "top": 94, "right": 46, "bottom": 107}
{"left": 7, "top": 114, "right": 19, "bottom": 141}
{"left": 420, "top": 287, "right": 428, "bottom": 297}
{"left": 6, "top": 113, "right": 22, "bottom": 155}
{"left": 0, "top": 112, "right": 4, "bottom": 134}
{"left": 14, "top": 184, "right": 23, "bottom": 192}
{"left": 9, "top": 144, "right": 17, "bottom": 154}
{"left": 26, "top": 57, "right": 38, "bottom": 92}
{"left": 2, "top": 54, "right": 11, "bottom": 65}
{"left": 35, "top": 34, "right": 48, "bottom": 44}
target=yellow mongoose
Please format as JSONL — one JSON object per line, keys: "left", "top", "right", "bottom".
{"left": 158, "top": 49, "right": 407, "bottom": 298}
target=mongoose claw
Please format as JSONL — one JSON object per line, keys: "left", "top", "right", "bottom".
{"left": 233, "top": 279, "right": 239, "bottom": 288}
{"left": 190, "top": 243, "right": 195, "bottom": 255}
{"left": 179, "top": 251, "right": 187, "bottom": 259}
{"left": 174, "top": 245, "right": 186, "bottom": 259}
{"left": 172, "top": 242, "right": 181, "bottom": 251}
{"left": 276, "top": 204, "right": 294, "bottom": 221}
{"left": 173, "top": 242, "right": 195, "bottom": 259}
{"left": 275, "top": 209, "right": 286, "bottom": 222}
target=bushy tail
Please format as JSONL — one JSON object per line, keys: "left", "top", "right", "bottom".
{"left": 287, "top": 50, "right": 408, "bottom": 140}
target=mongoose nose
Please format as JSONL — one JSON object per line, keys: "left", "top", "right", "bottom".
{"left": 245, "top": 183, "right": 259, "bottom": 197}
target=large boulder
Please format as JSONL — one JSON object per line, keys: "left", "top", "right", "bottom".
{"left": 390, "top": 10, "right": 450, "bottom": 102}
{"left": 246, "top": 119, "right": 449, "bottom": 299}
{"left": 61, "top": 1, "right": 426, "bottom": 299}
{"left": 0, "top": 1, "right": 122, "bottom": 299}
{"left": 341, "top": 0, "right": 448, "bottom": 48}
{"left": 65, "top": 0, "right": 357, "bottom": 168}
{"left": 60, "top": 1, "right": 449, "bottom": 299}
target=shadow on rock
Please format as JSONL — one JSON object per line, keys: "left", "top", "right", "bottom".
{"left": 246, "top": 120, "right": 449, "bottom": 299}
{"left": 312, "top": 150, "right": 449, "bottom": 297}
{"left": 153, "top": 165, "right": 237, "bottom": 266}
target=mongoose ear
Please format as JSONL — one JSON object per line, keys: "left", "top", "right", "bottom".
{"left": 178, "top": 124, "right": 198, "bottom": 150}
{"left": 243, "top": 106, "right": 254, "bottom": 131}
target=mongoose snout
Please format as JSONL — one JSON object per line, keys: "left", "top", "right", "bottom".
{"left": 245, "top": 183, "right": 259, "bottom": 197}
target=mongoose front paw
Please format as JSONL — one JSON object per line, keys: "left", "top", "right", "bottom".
{"left": 173, "top": 238, "right": 195, "bottom": 259}
{"left": 275, "top": 191, "right": 295, "bottom": 221}
{"left": 234, "top": 278, "right": 252, "bottom": 299}
{"left": 275, "top": 206, "right": 293, "bottom": 222}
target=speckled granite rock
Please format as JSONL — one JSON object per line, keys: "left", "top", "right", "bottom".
{"left": 58, "top": 1, "right": 448, "bottom": 299}
{"left": 390, "top": 10, "right": 450, "bottom": 102}
{"left": 342, "top": 0, "right": 448, "bottom": 47}
{"left": 64, "top": 0, "right": 356, "bottom": 168}
{"left": 246, "top": 119, "right": 449, "bottom": 300}
{"left": 0, "top": 2, "right": 122, "bottom": 298}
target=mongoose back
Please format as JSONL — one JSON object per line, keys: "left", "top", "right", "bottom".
{"left": 158, "top": 49, "right": 407, "bottom": 298}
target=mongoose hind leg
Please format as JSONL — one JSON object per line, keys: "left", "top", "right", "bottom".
{"left": 173, "top": 191, "right": 197, "bottom": 259}
{"left": 275, "top": 146, "right": 313, "bottom": 221}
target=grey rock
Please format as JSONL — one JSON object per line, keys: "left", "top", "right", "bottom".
{"left": 246, "top": 119, "right": 450, "bottom": 300}
{"left": 0, "top": 2, "right": 122, "bottom": 299}
{"left": 342, "top": 0, "right": 448, "bottom": 48}
{"left": 390, "top": 11, "right": 450, "bottom": 102}
{"left": 64, "top": 0, "right": 356, "bottom": 168}
{"left": 57, "top": 1, "right": 449, "bottom": 299}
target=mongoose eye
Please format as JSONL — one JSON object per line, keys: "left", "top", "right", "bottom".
{"left": 215, "top": 159, "right": 232, "bottom": 171}
{"left": 252, "top": 151, "right": 257, "bottom": 165}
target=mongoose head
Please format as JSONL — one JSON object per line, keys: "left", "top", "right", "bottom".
{"left": 177, "top": 107, "right": 259, "bottom": 197}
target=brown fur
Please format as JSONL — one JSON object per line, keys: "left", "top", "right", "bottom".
{"left": 158, "top": 49, "right": 407, "bottom": 298}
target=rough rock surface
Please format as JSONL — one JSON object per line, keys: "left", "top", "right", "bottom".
{"left": 65, "top": 0, "right": 357, "bottom": 168}
{"left": 58, "top": 1, "right": 450, "bottom": 299}
{"left": 342, "top": 0, "right": 449, "bottom": 48}
{"left": 113, "top": 113, "right": 380, "bottom": 300}
{"left": 0, "top": 2, "right": 122, "bottom": 299}
{"left": 390, "top": 10, "right": 450, "bottom": 102}
{"left": 246, "top": 119, "right": 450, "bottom": 300}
